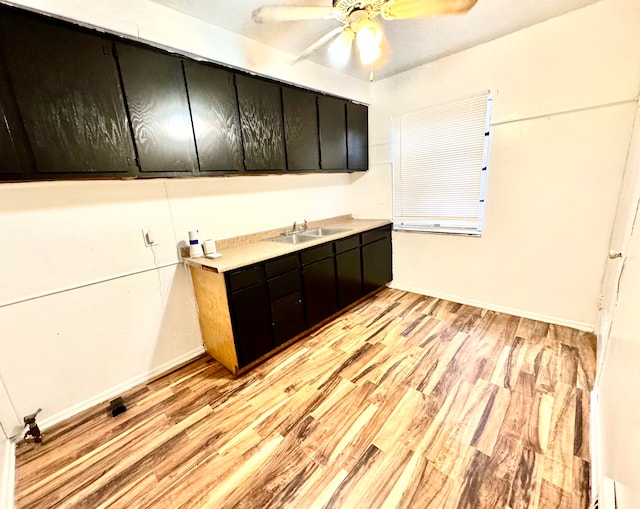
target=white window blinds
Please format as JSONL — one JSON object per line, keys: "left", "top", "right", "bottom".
{"left": 392, "top": 91, "right": 492, "bottom": 235}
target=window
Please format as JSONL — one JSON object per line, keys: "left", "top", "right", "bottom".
{"left": 392, "top": 91, "right": 492, "bottom": 235}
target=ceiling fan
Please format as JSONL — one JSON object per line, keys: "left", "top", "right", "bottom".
{"left": 252, "top": 0, "right": 478, "bottom": 68}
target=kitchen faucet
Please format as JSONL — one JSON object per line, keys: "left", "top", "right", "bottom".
{"left": 284, "top": 219, "right": 308, "bottom": 236}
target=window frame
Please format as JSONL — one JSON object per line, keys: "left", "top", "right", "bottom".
{"left": 392, "top": 91, "right": 492, "bottom": 236}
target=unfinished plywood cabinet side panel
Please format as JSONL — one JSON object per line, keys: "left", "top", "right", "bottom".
{"left": 189, "top": 265, "right": 238, "bottom": 374}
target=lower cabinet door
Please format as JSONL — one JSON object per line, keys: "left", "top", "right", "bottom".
{"left": 362, "top": 235, "right": 392, "bottom": 294}
{"left": 229, "top": 283, "right": 274, "bottom": 367}
{"left": 271, "top": 291, "right": 307, "bottom": 345}
{"left": 336, "top": 247, "right": 363, "bottom": 308}
{"left": 303, "top": 257, "right": 338, "bottom": 326}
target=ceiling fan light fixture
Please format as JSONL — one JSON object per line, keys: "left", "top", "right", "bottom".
{"left": 355, "top": 19, "right": 382, "bottom": 65}
{"left": 328, "top": 28, "right": 354, "bottom": 66}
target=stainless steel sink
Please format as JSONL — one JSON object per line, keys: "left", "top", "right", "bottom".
{"left": 268, "top": 233, "right": 316, "bottom": 245}
{"left": 268, "top": 227, "right": 351, "bottom": 244}
{"left": 302, "top": 227, "right": 351, "bottom": 237}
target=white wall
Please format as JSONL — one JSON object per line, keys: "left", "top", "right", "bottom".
{"left": 595, "top": 100, "right": 640, "bottom": 508}
{"left": 352, "top": 0, "right": 640, "bottom": 330}
{"left": 0, "top": 0, "right": 365, "bottom": 434}
{"left": 597, "top": 160, "right": 640, "bottom": 507}
{"left": 0, "top": 175, "right": 353, "bottom": 432}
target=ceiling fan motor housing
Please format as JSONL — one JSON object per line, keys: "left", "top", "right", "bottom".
{"left": 332, "top": 0, "right": 394, "bottom": 24}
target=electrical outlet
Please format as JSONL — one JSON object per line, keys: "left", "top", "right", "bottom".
{"left": 142, "top": 228, "right": 159, "bottom": 247}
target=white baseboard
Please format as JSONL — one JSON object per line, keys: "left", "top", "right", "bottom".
{"left": 38, "top": 347, "right": 205, "bottom": 432}
{"left": 388, "top": 283, "right": 594, "bottom": 333}
{"left": 0, "top": 438, "right": 15, "bottom": 509}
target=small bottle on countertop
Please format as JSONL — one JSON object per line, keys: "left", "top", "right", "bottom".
{"left": 188, "top": 230, "right": 204, "bottom": 258}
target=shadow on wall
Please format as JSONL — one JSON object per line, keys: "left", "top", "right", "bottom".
{"left": 149, "top": 262, "right": 205, "bottom": 375}
{"left": 0, "top": 172, "right": 352, "bottom": 213}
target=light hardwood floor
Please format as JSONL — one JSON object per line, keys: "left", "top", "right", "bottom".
{"left": 14, "top": 288, "right": 596, "bottom": 508}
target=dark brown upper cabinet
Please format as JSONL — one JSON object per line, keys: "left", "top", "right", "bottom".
{"left": 0, "top": 10, "right": 135, "bottom": 175}
{"left": 116, "top": 43, "right": 198, "bottom": 174}
{"left": 282, "top": 87, "right": 319, "bottom": 171}
{"left": 318, "top": 96, "right": 347, "bottom": 170}
{"left": 183, "top": 61, "right": 244, "bottom": 173}
{"left": 0, "top": 50, "right": 35, "bottom": 180}
{"left": 0, "top": 4, "right": 368, "bottom": 184}
{"left": 347, "top": 102, "right": 368, "bottom": 171}
{"left": 235, "top": 75, "right": 286, "bottom": 172}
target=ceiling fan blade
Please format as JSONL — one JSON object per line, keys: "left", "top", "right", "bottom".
{"left": 384, "top": 0, "right": 477, "bottom": 19}
{"left": 252, "top": 5, "right": 337, "bottom": 23}
{"left": 292, "top": 25, "right": 347, "bottom": 64}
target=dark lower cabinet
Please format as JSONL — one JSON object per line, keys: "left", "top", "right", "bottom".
{"left": 336, "top": 247, "right": 363, "bottom": 308}
{"left": 0, "top": 10, "right": 135, "bottom": 176}
{"left": 236, "top": 75, "right": 286, "bottom": 171}
{"left": 266, "top": 255, "right": 307, "bottom": 346}
{"left": 116, "top": 43, "right": 198, "bottom": 174}
{"left": 192, "top": 226, "right": 389, "bottom": 374}
{"left": 362, "top": 226, "right": 393, "bottom": 294}
{"left": 271, "top": 291, "right": 307, "bottom": 345}
{"left": 229, "top": 280, "right": 274, "bottom": 367}
{"left": 303, "top": 256, "right": 338, "bottom": 326}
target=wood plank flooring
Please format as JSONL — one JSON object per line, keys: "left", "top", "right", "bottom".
{"left": 14, "top": 288, "right": 596, "bottom": 508}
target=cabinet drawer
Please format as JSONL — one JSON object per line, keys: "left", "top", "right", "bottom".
{"left": 361, "top": 225, "right": 391, "bottom": 245}
{"left": 335, "top": 234, "right": 359, "bottom": 254}
{"left": 265, "top": 253, "right": 299, "bottom": 278}
{"left": 301, "top": 243, "right": 334, "bottom": 265}
{"left": 268, "top": 269, "right": 301, "bottom": 301}
{"left": 227, "top": 265, "right": 264, "bottom": 292}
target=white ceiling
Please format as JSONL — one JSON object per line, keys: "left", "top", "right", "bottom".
{"left": 148, "top": 0, "right": 602, "bottom": 81}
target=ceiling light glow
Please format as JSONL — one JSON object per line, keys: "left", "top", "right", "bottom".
{"left": 355, "top": 19, "right": 382, "bottom": 65}
{"left": 328, "top": 28, "right": 354, "bottom": 67}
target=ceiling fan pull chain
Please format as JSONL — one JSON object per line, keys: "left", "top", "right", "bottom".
{"left": 370, "top": 64, "right": 374, "bottom": 82}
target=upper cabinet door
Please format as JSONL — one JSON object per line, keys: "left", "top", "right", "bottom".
{"left": 282, "top": 87, "right": 319, "bottom": 171}
{"left": 347, "top": 102, "right": 368, "bottom": 171}
{"left": 183, "top": 62, "right": 244, "bottom": 173}
{"left": 318, "top": 96, "right": 347, "bottom": 170}
{"left": 0, "top": 51, "right": 35, "bottom": 180}
{"left": 116, "top": 43, "right": 198, "bottom": 174}
{"left": 0, "top": 11, "right": 135, "bottom": 175}
{"left": 235, "top": 75, "right": 286, "bottom": 171}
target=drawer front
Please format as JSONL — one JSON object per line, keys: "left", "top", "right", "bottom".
{"left": 301, "top": 243, "right": 334, "bottom": 265}
{"left": 334, "top": 234, "right": 359, "bottom": 254}
{"left": 227, "top": 264, "right": 264, "bottom": 292}
{"left": 265, "top": 253, "right": 299, "bottom": 279}
{"left": 361, "top": 225, "right": 391, "bottom": 245}
{"left": 268, "top": 268, "right": 301, "bottom": 301}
